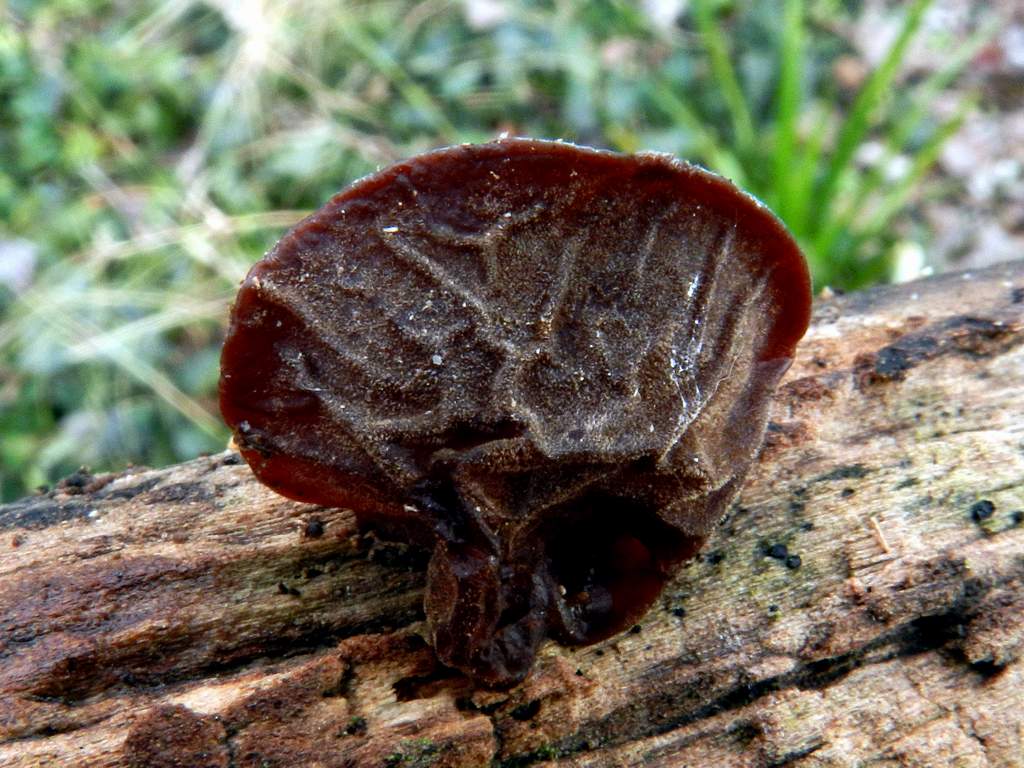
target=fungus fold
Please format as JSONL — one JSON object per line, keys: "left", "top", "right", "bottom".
{"left": 220, "top": 139, "right": 812, "bottom": 687}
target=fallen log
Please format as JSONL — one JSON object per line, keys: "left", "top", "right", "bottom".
{"left": 1, "top": 261, "right": 1022, "bottom": 767}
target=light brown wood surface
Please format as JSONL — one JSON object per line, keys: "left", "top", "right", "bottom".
{"left": 2, "top": 261, "right": 1023, "bottom": 767}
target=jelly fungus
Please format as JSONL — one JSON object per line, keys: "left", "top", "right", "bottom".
{"left": 220, "top": 139, "right": 811, "bottom": 687}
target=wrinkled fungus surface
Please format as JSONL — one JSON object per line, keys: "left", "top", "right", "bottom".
{"left": 220, "top": 139, "right": 811, "bottom": 687}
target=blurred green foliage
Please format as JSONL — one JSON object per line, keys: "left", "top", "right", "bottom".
{"left": 0, "top": 0, "right": 984, "bottom": 500}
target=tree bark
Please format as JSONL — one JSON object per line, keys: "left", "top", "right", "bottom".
{"left": 2, "top": 261, "right": 1023, "bottom": 768}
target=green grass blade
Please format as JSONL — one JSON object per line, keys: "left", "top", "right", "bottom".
{"left": 785, "top": 102, "right": 830, "bottom": 243}
{"left": 64, "top": 300, "right": 229, "bottom": 363}
{"left": 773, "top": 0, "right": 805, "bottom": 216}
{"left": 861, "top": 103, "right": 971, "bottom": 246}
{"left": 813, "top": 0, "right": 931, "bottom": 241}
{"left": 691, "top": 0, "right": 756, "bottom": 154}
{"left": 815, "top": 89, "right": 971, "bottom": 265}
{"left": 337, "top": 21, "right": 457, "bottom": 140}
{"left": 835, "top": 18, "right": 995, "bottom": 233}
{"left": 816, "top": 90, "right": 979, "bottom": 262}
{"left": 29, "top": 307, "right": 225, "bottom": 437}
{"left": 643, "top": 79, "right": 748, "bottom": 186}
{"left": 886, "top": 18, "right": 995, "bottom": 152}
{"left": 824, "top": 103, "right": 967, "bottom": 285}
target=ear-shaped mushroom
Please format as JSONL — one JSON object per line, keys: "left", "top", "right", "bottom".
{"left": 220, "top": 139, "right": 811, "bottom": 688}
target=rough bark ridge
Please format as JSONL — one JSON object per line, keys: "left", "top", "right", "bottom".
{"left": 2, "top": 262, "right": 1023, "bottom": 767}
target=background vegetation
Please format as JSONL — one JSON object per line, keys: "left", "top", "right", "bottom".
{"left": 0, "top": 0, "right": 989, "bottom": 500}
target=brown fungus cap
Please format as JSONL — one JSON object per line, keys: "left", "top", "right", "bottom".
{"left": 220, "top": 138, "right": 811, "bottom": 687}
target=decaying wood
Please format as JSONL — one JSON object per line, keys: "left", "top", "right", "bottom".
{"left": 2, "top": 262, "right": 1023, "bottom": 767}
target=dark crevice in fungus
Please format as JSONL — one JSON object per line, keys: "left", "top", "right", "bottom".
{"left": 220, "top": 138, "right": 811, "bottom": 687}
